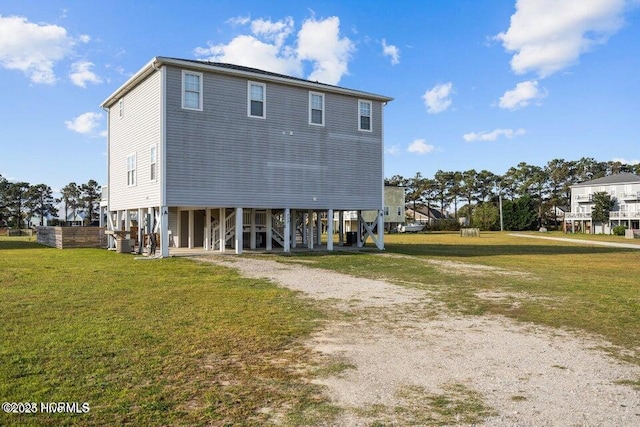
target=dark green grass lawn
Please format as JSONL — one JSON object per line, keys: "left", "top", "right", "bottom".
{"left": 0, "top": 238, "right": 330, "bottom": 426}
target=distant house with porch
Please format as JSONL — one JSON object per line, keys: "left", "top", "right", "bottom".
{"left": 100, "top": 57, "right": 393, "bottom": 256}
{"left": 565, "top": 172, "right": 640, "bottom": 234}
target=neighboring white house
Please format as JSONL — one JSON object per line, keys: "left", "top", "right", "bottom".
{"left": 100, "top": 57, "right": 393, "bottom": 256}
{"left": 339, "top": 185, "right": 405, "bottom": 233}
{"left": 565, "top": 172, "right": 640, "bottom": 234}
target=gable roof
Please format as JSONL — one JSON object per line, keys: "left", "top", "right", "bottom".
{"left": 101, "top": 56, "right": 393, "bottom": 109}
{"left": 407, "top": 205, "right": 450, "bottom": 220}
{"left": 572, "top": 172, "right": 640, "bottom": 187}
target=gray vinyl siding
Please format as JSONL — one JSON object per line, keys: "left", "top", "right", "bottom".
{"left": 108, "top": 71, "right": 162, "bottom": 211}
{"left": 164, "top": 65, "right": 383, "bottom": 210}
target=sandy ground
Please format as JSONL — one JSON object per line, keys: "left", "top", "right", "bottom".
{"left": 201, "top": 255, "right": 640, "bottom": 426}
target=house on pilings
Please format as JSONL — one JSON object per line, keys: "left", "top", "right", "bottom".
{"left": 100, "top": 57, "right": 393, "bottom": 256}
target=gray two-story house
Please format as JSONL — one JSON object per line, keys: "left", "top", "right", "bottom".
{"left": 100, "top": 57, "right": 392, "bottom": 256}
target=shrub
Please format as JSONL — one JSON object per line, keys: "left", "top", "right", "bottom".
{"left": 613, "top": 225, "right": 627, "bottom": 236}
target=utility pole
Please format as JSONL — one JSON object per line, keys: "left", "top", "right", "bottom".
{"left": 499, "top": 189, "right": 504, "bottom": 232}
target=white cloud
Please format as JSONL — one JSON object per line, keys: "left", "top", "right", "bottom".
{"left": 297, "top": 16, "right": 354, "bottom": 84}
{"left": 495, "top": 0, "right": 626, "bottom": 77}
{"left": 422, "top": 82, "right": 453, "bottom": 114}
{"left": 407, "top": 139, "right": 435, "bottom": 154}
{"left": 69, "top": 61, "right": 103, "bottom": 88}
{"left": 0, "top": 15, "right": 75, "bottom": 84}
{"left": 251, "top": 16, "right": 294, "bottom": 47}
{"left": 65, "top": 112, "right": 103, "bottom": 135}
{"left": 194, "top": 34, "right": 302, "bottom": 77}
{"left": 195, "top": 15, "right": 354, "bottom": 85}
{"left": 226, "top": 15, "right": 251, "bottom": 26}
{"left": 385, "top": 144, "right": 400, "bottom": 155}
{"left": 79, "top": 34, "right": 91, "bottom": 43}
{"left": 382, "top": 39, "right": 400, "bottom": 65}
{"left": 611, "top": 157, "right": 640, "bottom": 165}
{"left": 463, "top": 128, "right": 526, "bottom": 142}
{"left": 499, "top": 80, "right": 546, "bottom": 110}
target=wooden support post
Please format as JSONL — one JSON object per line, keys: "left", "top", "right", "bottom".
{"left": 316, "top": 211, "right": 322, "bottom": 245}
{"left": 338, "top": 211, "right": 344, "bottom": 246}
{"left": 160, "top": 206, "right": 169, "bottom": 258}
{"left": 250, "top": 208, "right": 256, "bottom": 250}
{"left": 137, "top": 208, "right": 144, "bottom": 254}
{"left": 377, "top": 209, "right": 384, "bottom": 250}
{"left": 357, "top": 210, "right": 363, "bottom": 247}
{"left": 107, "top": 211, "right": 116, "bottom": 248}
{"left": 302, "top": 212, "right": 307, "bottom": 245}
{"left": 205, "top": 208, "right": 211, "bottom": 250}
{"left": 219, "top": 208, "right": 226, "bottom": 253}
{"left": 235, "top": 207, "right": 243, "bottom": 254}
{"left": 266, "top": 209, "right": 273, "bottom": 251}
{"left": 327, "top": 209, "right": 334, "bottom": 251}
{"left": 284, "top": 208, "right": 291, "bottom": 253}
{"left": 187, "top": 210, "right": 194, "bottom": 249}
{"left": 291, "top": 209, "right": 297, "bottom": 249}
{"left": 124, "top": 210, "right": 131, "bottom": 242}
{"left": 307, "top": 210, "right": 314, "bottom": 249}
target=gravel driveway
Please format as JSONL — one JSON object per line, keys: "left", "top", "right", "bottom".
{"left": 202, "top": 255, "right": 640, "bottom": 426}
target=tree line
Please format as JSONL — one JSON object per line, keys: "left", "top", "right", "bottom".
{"left": 386, "top": 157, "right": 640, "bottom": 231}
{"left": 0, "top": 174, "right": 102, "bottom": 229}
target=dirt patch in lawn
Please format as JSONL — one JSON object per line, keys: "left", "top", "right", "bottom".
{"left": 201, "top": 255, "right": 640, "bottom": 426}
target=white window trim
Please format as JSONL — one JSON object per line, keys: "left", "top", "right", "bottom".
{"left": 118, "top": 99, "right": 124, "bottom": 119}
{"left": 127, "top": 153, "right": 137, "bottom": 187}
{"left": 247, "top": 81, "right": 266, "bottom": 119}
{"left": 309, "top": 91, "right": 325, "bottom": 126}
{"left": 150, "top": 145, "right": 157, "bottom": 182}
{"left": 358, "top": 99, "right": 372, "bottom": 132}
{"left": 182, "top": 70, "right": 203, "bottom": 111}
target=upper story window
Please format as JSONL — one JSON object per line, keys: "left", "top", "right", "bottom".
{"left": 118, "top": 99, "right": 124, "bottom": 118}
{"left": 150, "top": 146, "right": 157, "bottom": 181}
{"left": 359, "top": 100, "right": 372, "bottom": 131}
{"left": 127, "top": 153, "right": 136, "bottom": 187}
{"left": 248, "top": 82, "right": 266, "bottom": 118}
{"left": 182, "top": 71, "right": 203, "bottom": 110}
{"left": 309, "top": 92, "right": 324, "bottom": 126}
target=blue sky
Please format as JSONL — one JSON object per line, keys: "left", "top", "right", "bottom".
{"left": 1, "top": 0, "right": 639, "bottom": 195}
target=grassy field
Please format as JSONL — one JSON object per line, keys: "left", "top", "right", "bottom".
{"left": 0, "top": 237, "right": 333, "bottom": 426}
{"left": 2, "top": 232, "right": 639, "bottom": 425}
{"left": 290, "top": 232, "right": 640, "bottom": 365}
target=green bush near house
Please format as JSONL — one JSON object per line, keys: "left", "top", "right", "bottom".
{"left": 613, "top": 225, "right": 627, "bottom": 236}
